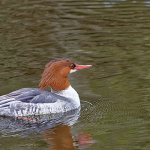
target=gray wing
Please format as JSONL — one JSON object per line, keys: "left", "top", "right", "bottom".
{"left": 0, "top": 88, "right": 69, "bottom": 107}
{"left": 0, "top": 88, "right": 76, "bottom": 116}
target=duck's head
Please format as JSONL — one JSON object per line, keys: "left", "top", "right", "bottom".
{"left": 39, "top": 59, "right": 92, "bottom": 91}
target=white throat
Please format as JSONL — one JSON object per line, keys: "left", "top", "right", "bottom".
{"left": 51, "top": 86, "right": 80, "bottom": 107}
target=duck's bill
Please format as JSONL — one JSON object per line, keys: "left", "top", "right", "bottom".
{"left": 74, "top": 64, "right": 92, "bottom": 71}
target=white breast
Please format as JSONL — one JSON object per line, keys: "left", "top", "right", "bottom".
{"left": 51, "top": 86, "right": 80, "bottom": 108}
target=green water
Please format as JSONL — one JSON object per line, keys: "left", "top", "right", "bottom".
{"left": 0, "top": 0, "right": 150, "bottom": 150}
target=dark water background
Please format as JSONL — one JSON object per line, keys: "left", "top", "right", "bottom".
{"left": 0, "top": 0, "right": 150, "bottom": 150}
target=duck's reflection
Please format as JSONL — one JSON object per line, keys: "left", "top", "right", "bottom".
{"left": 43, "top": 124, "right": 95, "bottom": 150}
{"left": 44, "top": 125, "right": 75, "bottom": 150}
{"left": 0, "top": 107, "right": 95, "bottom": 149}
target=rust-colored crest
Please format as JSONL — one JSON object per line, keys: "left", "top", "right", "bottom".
{"left": 39, "top": 59, "right": 74, "bottom": 91}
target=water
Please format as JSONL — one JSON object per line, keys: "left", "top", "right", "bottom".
{"left": 0, "top": 0, "right": 150, "bottom": 149}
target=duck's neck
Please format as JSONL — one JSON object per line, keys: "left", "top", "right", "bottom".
{"left": 51, "top": 86, "right": 80, "bottom": 107}
{"left": 49, "top": 77, "right": 70, "bottom": 91}
{"left": 39, "top": 74, "right": 70, "bottom": 91}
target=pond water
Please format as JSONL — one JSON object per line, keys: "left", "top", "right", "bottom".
{"left": 0, "top": 0, "right": 150, "bottom": 150}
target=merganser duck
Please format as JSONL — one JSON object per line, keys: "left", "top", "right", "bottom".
{"left": 0, "top": 59, "right": 92, "bottom": 117}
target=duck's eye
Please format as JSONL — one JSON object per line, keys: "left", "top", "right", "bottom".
{"left": 70, "top": 63, "right": 76, "bottom": 69}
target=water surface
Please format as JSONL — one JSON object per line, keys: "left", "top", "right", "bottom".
{"left": 0, "top": 0, "right": 150, "bottom": 150}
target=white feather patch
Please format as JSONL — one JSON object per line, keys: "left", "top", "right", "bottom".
{"left": 70, "top": 69, "right": 77, "bottom": 73}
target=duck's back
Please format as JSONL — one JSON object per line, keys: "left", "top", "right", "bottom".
{"left": 0, "top": 88, "right": 79, "bottom": 117}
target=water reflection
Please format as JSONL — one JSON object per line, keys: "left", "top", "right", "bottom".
{"left": 44, "top": 124, "right": 95, "bottom": 150}
{"left": 144, "top": 1, "right": 150, "bottom": 6}
{"left": 103, "top": 0, "right": 127, "bottom": 7}
{"left": 0, "top": 105, "right": 95, "bottom": 149}
{"left": 0, "top": 108, "right": 80, "bottom": 135}
{"left": 44, "top": 125, "right": 75, "bottom": 150}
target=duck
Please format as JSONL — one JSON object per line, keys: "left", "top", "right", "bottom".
{"left": 0, "top": 59, "right": 92, "bottom": 117}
